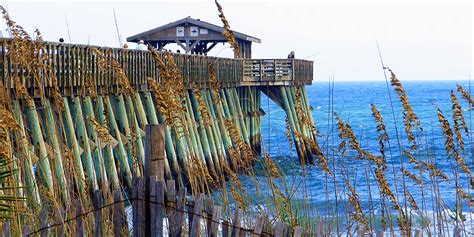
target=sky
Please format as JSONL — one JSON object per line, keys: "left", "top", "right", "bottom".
{"left": 0, "top": 0, "right": 471, "bottom": 81}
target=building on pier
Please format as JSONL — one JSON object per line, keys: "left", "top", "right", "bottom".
{"left": 126, "top": 16, "right": 260, "bottom": 58}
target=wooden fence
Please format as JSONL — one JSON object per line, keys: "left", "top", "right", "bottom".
{"left": 1, "top": 124, "right": 311, "bottom": 237}
{"left": 0, "top": 38, "right": 313, "bottom": 97}
{"left": 2, "top": 177, "right": 311, "bottom": 237}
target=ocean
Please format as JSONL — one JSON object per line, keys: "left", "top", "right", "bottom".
{"left": 234, "top": 80, "right": 474, "bottom": 231}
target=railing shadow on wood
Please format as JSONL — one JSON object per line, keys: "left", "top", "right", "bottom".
{"left": 0, "top": 38, "right": 313, "bottom": 97}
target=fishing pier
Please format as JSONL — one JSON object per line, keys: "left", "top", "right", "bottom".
{"left": 0, "top": 16, "right": 318, "bottom": 236}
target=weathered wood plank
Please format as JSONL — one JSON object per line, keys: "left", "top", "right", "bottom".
{"left": 253, "top": 214, "right": 266, "bottom": 236}
{"left": 76, "top": 199, "right": 84, "bottom": 237}
{"left": 190, "top": 194, "right": 204, "bottom": 237}
{"left": 113, "top": 190, "right": 127, "bottom": 237}
{"left": 145, "top": 124, "right": 166, "bottom": 180}
{"left": 151, "top": 179, "right": 166, "bottom": 237}
{"left": 2, "top": 221, "right": 10, "bottom": 237}
{"left": 293, "top": 226, "right": 304, "bottom": 237}
{"left": 223, "top": 220, "right": 230, "bottom": 237}
{"left": 209, "top": 206, "right": 222, "bottom": 237}
{"left": 168, "top": 183, "right": 186, "bottom": 236}
{"left": 39, "top": 207, "right": 48, "bottom": 237}
{"left": 93, "top": 190, "right": 104, "bottom": 237}
{"left": 274, "top": 221, "right": 288, "bottom": 237}
{"left": 132, "top": 176, "right": 146, "bottom": 237}
{"left": 55, "top": 206, "right": 65, "bottom": 237}
{"left": 205, "top": 196, "right": 214, "bottom": 235}
{"left": 22, "top": 225, "right": 30, "bottom": 237}
{"left": 231, "top": 208, "right": 243, "bottom": 237}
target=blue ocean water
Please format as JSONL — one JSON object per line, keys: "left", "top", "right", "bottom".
{"left": 240, "top": 80, "right": 474, "bottom": 217}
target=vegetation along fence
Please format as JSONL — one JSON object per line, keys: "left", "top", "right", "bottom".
{"left": 1, "top": 125, "right": 312, "bottom": 237}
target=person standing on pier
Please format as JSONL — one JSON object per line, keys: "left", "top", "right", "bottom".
{"left": 136, "top": 39, "right": 147, "bottom": 50}
{"left": 288, "top": 51, "right": 295, "bottom": 59}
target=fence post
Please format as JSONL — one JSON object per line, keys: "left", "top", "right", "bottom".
{"left": 168, "top": 183, "right": 186, "bottom": 236}
{"left": 453, "top": 226, "right": 461, "bottom": 237}
{"left": 190, "top": 194, "right": 204, "bottom": 237}
{"left": 113, "top": 190, "right": 127, "bottom": 236}
{"left": 209, "top": 206, "right": 222, "bottom": 237}
{"left": 274, "top": 221, "right": 288, "bottom": 237}
{"left": 3, "top": 221, "right": 10, "bottom": 237}
{"left": 145, "top": 124, "right": 165, "bottom": 236}
{"left": 76, "top": 199, "right": 84, "bottom": 237}
{"left": 316, "top": 219, "right": 325, "bottom": 236}
{"left": 145, "top": 124, "right": 165, "bottom": 180}
{"left": 132, "top": 176, "right": 146, "bottom": 237}
{"left": 205, "top": 196, "right": 215, "bottom": 235}
{"left": 93, "top": 190, "right": 104, "bottom": 237}
{"left": 55, "top": 206, "right": 65, "bottom": 237}
{"left": 22, "top": 225, "right": 30, "bottom": 237}
{"left": 356, "top": 225, "right": 366, "bottom": 236}
{"left": 150, "top": 179, "right": 165, "bottom": 237}
{"left": 223, "top": 220, "right": 229, "bottom": 237}
{"left": 254, "top": 214, "right": 266, "bottom": 236}
{"left": 40, "top": 207, "right": 48, "bottom": 237}
{"left": 231, "top": 208, "right": 242, "bottom": 237}
{"left": 293, "top": 226, "right": 304, "bottom": 237}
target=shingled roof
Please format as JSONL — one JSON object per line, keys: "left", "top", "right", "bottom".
{"left": 126, "top": 16, "right": 261, "bottom": 43}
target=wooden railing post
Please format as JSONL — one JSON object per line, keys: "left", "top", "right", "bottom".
{"left": 145, "top": 124, "right": 166, "bottom": 236}
{"left": 144, "top": 124, "right": 166, "bottom": 180}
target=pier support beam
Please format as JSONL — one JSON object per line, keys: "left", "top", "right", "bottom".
{"left": 260, "top": 86, "right": 317, "bottom": 165}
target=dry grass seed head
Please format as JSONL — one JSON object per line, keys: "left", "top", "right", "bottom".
{"left": 214, "top": 0, "right": 241, "bottom": 58}
{"left": 401, "top": 168, "right": 423, "bottom": 186}
{"left": 389, "top": 69, "right": 420, "bottom": 146}
{"left": 450, "top": 90, "right": 468, "bottom": 151}
{"left": 345, "top": 179, "right": 368, "bottom": 225}
{"left": 456, "top": 84, "right": 474, "bottom": 106}
{"left": 191, "top": 83, "right": 212, "bottom": 128}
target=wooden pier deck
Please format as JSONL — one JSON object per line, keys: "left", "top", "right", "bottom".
{"left": 0, "top": 39, "right": 313, "bottom": 96}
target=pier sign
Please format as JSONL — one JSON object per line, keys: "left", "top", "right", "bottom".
{"left": 176, "top": 27, "right": 184, "bottom": 37}
{"left": 190, "top": 26, "right": 198, "bottom": 36}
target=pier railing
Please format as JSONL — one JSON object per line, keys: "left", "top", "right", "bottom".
{"left": 0, "top": 39, "right": 313, "bottom": 96}
{"left": 242, "top": 59, "right": 312, "bottom": 86}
